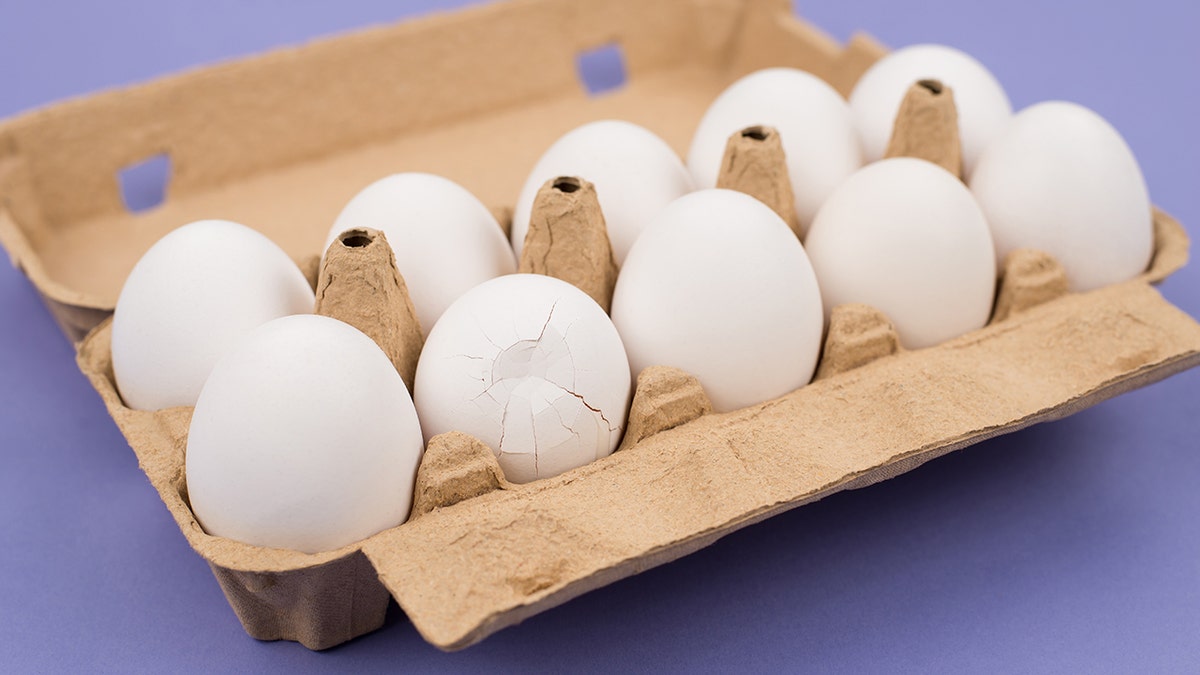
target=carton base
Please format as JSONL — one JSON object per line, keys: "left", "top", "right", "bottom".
{"left": 210, "top": 552, "right": 390, "bottom": 651}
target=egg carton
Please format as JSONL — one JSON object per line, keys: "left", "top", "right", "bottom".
{"left": 3, "top": 0, "right": 1199, "bottom": 653}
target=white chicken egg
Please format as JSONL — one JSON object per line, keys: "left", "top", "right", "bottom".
{"left": 186, "top": 314, "right": 424, "bottom": 554}
{"left": 326, "top": 173, "right": 516, "bottom": 335}
{"left": 969, "top": 101, "right": 1153, "bottom": 292}
{"left": 414, "top": 274, "right": 632, "bottom": 484}
{"left": 510, "top": 120, "right": 694, "bottom": 266}
{"left": 849, "top": 44, "right": 1012, "bottom": 177}
{"left": 610, "top": 189, "right": 824, "bottom": 413}
{"left": 686, "top": 68, "right": 862, "bottom": 237}
{"left": 805, "top": 158, "right": 996, "bottom": 350}
{"left": 111, "top": 219, "right": 314, "bottom": 411}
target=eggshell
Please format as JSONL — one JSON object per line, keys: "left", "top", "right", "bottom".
{"left": 111, "top": 219, "right": 315, "bottom": 411}
{"left": 849, "top": 44, "right": 1012, "bottom": 176}
{"left": 804, "top": 158, "right": 996, "bottom": 350}
{"left": 186, "top": 314, "right": 424, "bottom": 554}
{"left": 414, "top": 274, "right": 632, "bottom": 484}
{"left": 686, "top": 68, "right": 862, "bottom": 237}
{"left": 326, "top": 173, "right": 516, "bottom": 334}
{"left": 969, "top": 101, "right": 1153, "bottom": 292}
{"left": 510, "top": 120, "right": 694, "bottom": 265}
{"left": 610, "top": 189, "right": 824, "bottom": 413}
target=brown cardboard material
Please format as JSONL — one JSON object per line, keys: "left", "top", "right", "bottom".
{"left": 884, "top": 79, "right": 963, "bottom": 177}
{"left": 489, "top": 206, "right": 514, "bottom": 240}
{"left": 299, "top": 254, "right": 322, "bottom": 292}
{"left": 3, "top": 0, "right": 1198, "bottom": 653}
{"left": 715, "top": 125, "right": 802, "bottom": 238}
{"left": 617, "top": 365, "right": 714, "bottom": 453}
{"left": 813, "top": 304, "right": 901, "bottom": 380}
{"left": 990, "top": 248, "right": 1070, "bottom": 323}
{"left": 517, "top": 177, "right": 618, "bottom": 312}
{"left": 314, "top": 228, "right": 424, "bottom": 390}
{"left": 208, "top": 549, "right": 390, "bottom": 651}
{"left": 411, "top": 432, "right": 512, "bottom": 518}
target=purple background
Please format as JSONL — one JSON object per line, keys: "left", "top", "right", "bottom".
{"left": 2, "top": 0, "right": 1198, "bottom": 671}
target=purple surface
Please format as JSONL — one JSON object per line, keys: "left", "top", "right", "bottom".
{"left": 1, "top": 0, "right": 1198, "bottom": 671}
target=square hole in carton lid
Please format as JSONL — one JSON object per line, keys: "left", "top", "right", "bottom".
{"left": 576, "top": 43, "right": 627, "bottom": 96}
{"left": 118, "top": 153, "right": 172, "bottom": 213}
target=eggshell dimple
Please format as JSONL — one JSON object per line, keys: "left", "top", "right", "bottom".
{"left": 969, "top": 101, "right": 1153, "bottom": 292}
{"left": 186, "top": 314, "right": 424, "bottom": 555}
{"left": 804, "top": 158, "right": 996, "bottom": 350}
{"left": 111, "top": 219, "right": 314, "bottom": 411}
{"left": 610, "top": 189, "right": 824, "bottom": 413}
{"left": 510, "top": 120, "right": 694, "bottom": 266}
{"left": 326, "top": 173, "right": 516, "bottom": 335}
{"left": 686, "top": 68, "right": 862, "bottom": 237}
{"left": 849, "top": 44, "right": 1012, "bottom": 176}
{"left": 414, "top": 274, "right": 632, "bottom": 484}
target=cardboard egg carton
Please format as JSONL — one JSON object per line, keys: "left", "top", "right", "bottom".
{"left": 2, "top": 0, "right": 1199, "bottom": 653}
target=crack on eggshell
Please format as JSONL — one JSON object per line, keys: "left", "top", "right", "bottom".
{"left": 547, "top": 381, "right": 615, "bottom": 432}
{"left": 470, "top": 386, "right": 501, "bottom": 407}
{"left": 474, "top": 314, "right": 504, "bottom": 352}
{"left": 457, "top": 302, "right": 619, "bottom": 481}
{"left": 551, "top": 403, "right": 583, "bottom": 442}
{"left": 537, "top": 300, "right": 559, "bottom": 342}
{"left": 530, "top": 407, "right": 539, "bottom": 478}
{"left": 497, "top": 395, "right": 511, "bottom": 455}
{"left": 560, "top": 320, "right": 580, "bottom": 391}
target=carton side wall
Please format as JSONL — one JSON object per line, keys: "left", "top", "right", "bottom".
{"left": 0, "top": 0, "right": 741, "bottom": 233}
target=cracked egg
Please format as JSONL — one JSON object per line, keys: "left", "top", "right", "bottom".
{"left": 413, "top": 274, "right": 632, "bottom": 484}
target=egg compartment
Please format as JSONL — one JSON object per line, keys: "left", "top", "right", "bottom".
{"left": 75, "top": 207, "right": 1200, "bottom": 651}
{"left": 74, "top": 330, "right": 393, "bottom": 650}
{"left": 5, "top": 0, "right": 1200, "bottom": 654}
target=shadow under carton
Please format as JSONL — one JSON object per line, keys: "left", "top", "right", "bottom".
{"left": 5, "top": 0, "right": 1200, "bottom": 654}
